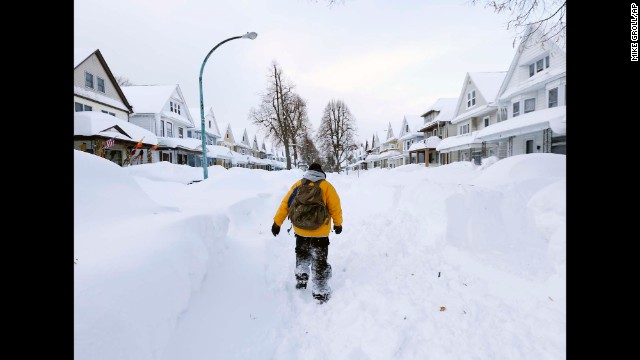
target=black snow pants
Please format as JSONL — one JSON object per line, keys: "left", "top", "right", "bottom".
{"left": 295, "top": 235, "right": 332, "bottom": 296}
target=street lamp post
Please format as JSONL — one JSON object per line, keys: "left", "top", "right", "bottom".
{"left": 199, "top": 32, "right": 257, "bottom": 180}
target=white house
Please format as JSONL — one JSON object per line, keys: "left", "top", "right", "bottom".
{"left": 364, "top": 132, "right": 381, "bottom": 169}
{"left": 74, "top": 111, "right": 157, "bottom": 166}
{"left": 397, "top": 115, "right": 425, "bottom": 166}
{"left": 122, "top": 84, "right": 197, "bottom": 165}
{"left": 74, "top": 48, "right": 133, "bottom": 120}
{"left": 187, "top": 106, "right": 222, "bottom": 147}
{"left": 437, "top": 72, "right": 507, "bottom": 164}
{"left": 416, "top": 98, "right": 458, "bottom": 166}
{"left": 476, "top": 28, "right": 567, "bottom": 156}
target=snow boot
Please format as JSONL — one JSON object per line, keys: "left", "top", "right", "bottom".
{"left": 296, "top": 273, "right": 308, "bottom": 289}
{"left": 313, "top": 292, "right": 330, "bottom": 304}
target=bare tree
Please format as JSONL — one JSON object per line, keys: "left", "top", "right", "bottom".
{"left": 284, "top": 94, "right": 311, "bottom": 168}
{"left": 315, "top": 99, "right": 357, "bottom": 173}
{"left": 472, "top": 0, "right": 566, "bottom": 46}
{"left": 299, "top": 132, "right": 321, "bottom": 166}
{"left": 250, "top": 61, "right": 297, "bottom": 169}
{"left": 115, "top": 75, "right": 134, "bottom": 87}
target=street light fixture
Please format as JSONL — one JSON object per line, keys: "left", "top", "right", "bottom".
{"left": 199, "top": 32, "right": 258, "bottom": 179}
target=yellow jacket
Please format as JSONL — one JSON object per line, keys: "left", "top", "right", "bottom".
{"left": 274, "top": 179, "right": 343, "bottom": 237}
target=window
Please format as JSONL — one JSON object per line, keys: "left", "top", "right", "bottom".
{"left": 467, "top": 90, "right": 476, "bottom": 108}
{"left": 499, "top": 108, "right": 508, "bottom": 121}
{"left": 167, "top": 122, "right": 173, "bottom": 137}
{"left": 85, "top": 72, "right": 94, "bottom": 88}
{"left": 524, "top": 98, "right": 535, "bottom": 113}
{"left": 484, "top": 117, "right": 490, "bottom": 127}
{"left": 405, "top": 124, "right": 409, "bottom": 132}
{"left": 178, "top": 127, "right": 184, "bottom": 138}
{"left": 548, "top": 88, "right": 558, "bottom": 108}
{"left": 160, "top": 120, "right": 165, "bottom": 137}
{"left": 529, "top": 56, "right": 549, "bottom": 77}
{"left": 209, "top": 120, "right": 211, "bottom": 128}
{"left": 101, "top": 110, "right": 115, "bottom": 116}
{"left": 177, "top": 105, "right": 181, "bottom": 115}
{"left": 433, "top": 130, "right": 437, "bottom": 136}
{"left": 525, "top": 140, "right": 534, "bottom": 154}
{"left": 170, "top": 101, "right": 174, "bottom": 112}
{"left": 459, "top": 124, "right": 470, "bottom": 135}
{"left": 75, "top": 102, "right": 91, "bottom": 112}
{"left": 97, "top": 77, "right": 105, "bottom": 93}
{"left": 513, "top": 102, "right": 520, "bottom": 117}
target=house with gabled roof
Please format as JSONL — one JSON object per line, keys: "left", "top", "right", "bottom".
{"left": 187, "top": 106, "right": 222, "bottom": 146}
{"left": 122, "top": 84, "right": 197, "bottom": 165}
{"left": 436, "top": 71, "right": 507, "bottom": 164}
{"left": 397, "top": 115, "right": 425, "bottom": 166}
{"left": 74, "top": 48, "right": 133, "bottom": 120}
{"left": 377, "top": 122, "right": 402, "bottom": 168}
{"left": 414, "top": 98, "right": 458, "bottom": 166}
{"left": 476, "top": 28, "right": 566, "bottom": 157}
{"left": 364, "top": 132, "right": 381, "bottom": 169}
{"left": 74, "top": 111, "right": 158, "bottom": 166}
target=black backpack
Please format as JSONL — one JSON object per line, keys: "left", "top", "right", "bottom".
{"left": 287, "top": 179, "right": 329, "bottom": 230}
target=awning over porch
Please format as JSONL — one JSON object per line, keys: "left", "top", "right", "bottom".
{"left": 476, "top": 106, "right": 566, "bottom": 142}
{"left": 74, "top": 111, "right": 158, "bottom": 145}
{"left": 205, "top": 145, "right": 233, "bottom": 160}
{"left": 159, "top": 136, "right": 202, "bottom": 151}
{"left": 436, "top": 132, "right": 481, "bottom": 152}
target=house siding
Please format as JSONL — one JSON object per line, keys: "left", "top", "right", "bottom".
{"left": 74, "top": 53, "right": 128, "bottom": 115}
{"left": 129, "top": 114, "right": 157, "bottom": 135}
{"left": 511, "top": 131, "right": 545, "bottom": 156}
{"left": 74, "top": 96, "right": 129, "bottom": 120}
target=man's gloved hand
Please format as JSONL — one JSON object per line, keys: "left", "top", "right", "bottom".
{"left": 334, "top": 225, "right": 342, "bottom": 234}
{"left": 271, "top": 223, "right": 281, "bottom": 237}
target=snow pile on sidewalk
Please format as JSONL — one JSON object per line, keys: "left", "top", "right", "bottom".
{"left": 74, "top": 151, "right": 229, "bottom": 360}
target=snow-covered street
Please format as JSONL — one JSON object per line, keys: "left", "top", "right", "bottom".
{"left": 74, "top": 151, "right": 565, "bottom": 359}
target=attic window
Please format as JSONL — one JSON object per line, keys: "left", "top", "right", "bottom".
{"left": 97, "top": 77, "right": 105, "bottom": 93}
{"left": 209, "top": 120, "right": 211, "bottom": 128}
{"left": 466, "top": 90, "right": 476, "bottom": 108}
{"left": 405, "top": 124, "right": 409, "bottom": 132}
{"left": 85, "top": 72, "right": 94, "bottom": 89}
{"left": 529, "top": 56, "right": 549, "bottom": 77}
{"left": 170, "top": 101, "right": 174, "bottom": 112}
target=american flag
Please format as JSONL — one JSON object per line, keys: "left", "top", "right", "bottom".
{"left": 104, "top": 138, "right": 115, "bottom": 149}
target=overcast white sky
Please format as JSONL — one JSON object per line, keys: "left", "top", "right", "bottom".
{"left": 75, "top": 0, "right": 518, "bottom": 144}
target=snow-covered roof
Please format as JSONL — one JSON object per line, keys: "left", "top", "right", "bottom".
{"left": 75, "top": 86, "right": 128, "bottom": 112}
{"left": 74, "top": 111, "right": 158, "bottom": 145}
{"left": 158, "top": 137, "right": 201, "bottom": 151}
{"left": 469, "top": 72, "right": 507, "bottom": 103}
{"left": 377, "top": 150, "right": 401, "bottom": 159}
{"left": 424, "top": 136, "right": 442, "bottom": 149}
{"left": 408, "top": 141, "right": 427, "bottom": 151}
{"left": 206, "top": 145, "right": 233, "bottom": 160}
{"left": 74, "top": 48, "right": 97, "bottom": 68}
{"left": 498, "top": 67, "right": 566, "bottom": 101}
{"left": 420, "top": 98, "right": 458, "bottom": 130}
{"left": 230, "top": 150, "right": 248, "bottom": 164}
{"left": 477, "top": 106, "right": 566, "bottom": 141}
{"left": 436, "top": 132, "right": 481, "bottom": 152}
{"left": 399, "top": 115, "right": 425, "bottom": 140}
{"left": 365, "top": 153, "right": 380, "bottom": 161}
{"left": 383, "top": 136, "right": 398, "bottom": 144}
{"left": 451, "top": 104, "right": 496, "bottom": 125}
{"left": 122, "top": 85, "right": 177, "bottom": 114}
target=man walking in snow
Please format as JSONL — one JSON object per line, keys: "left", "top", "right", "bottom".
{"left": 271, "top": 163, "right": 343, "bottom": 304}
